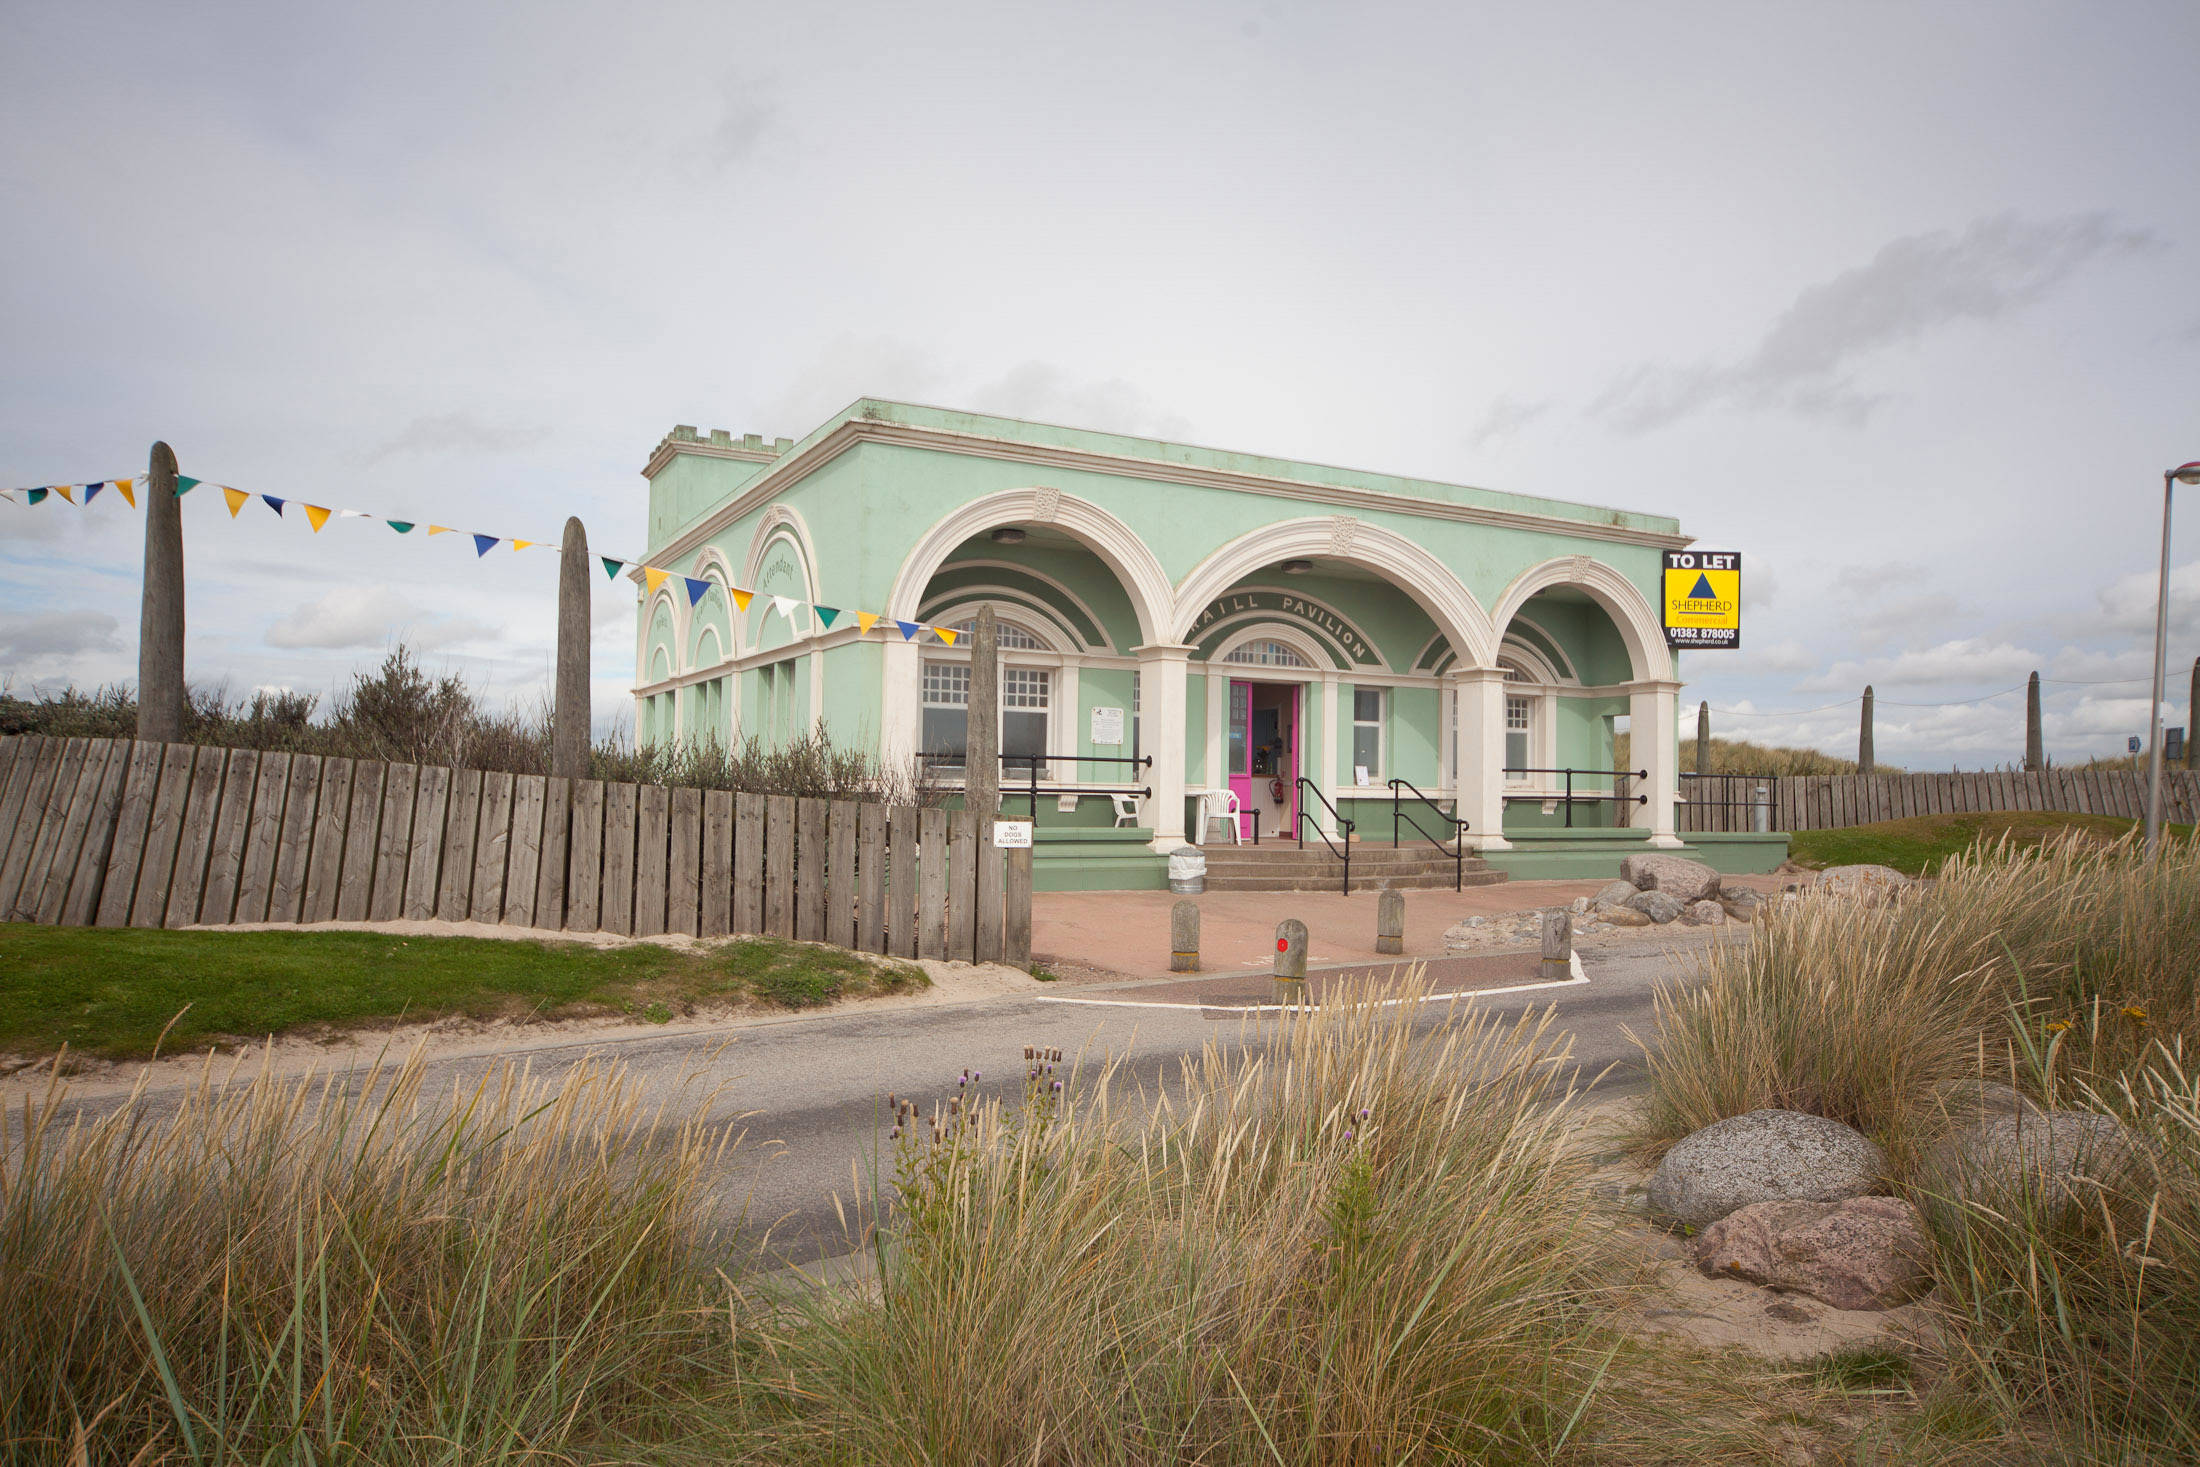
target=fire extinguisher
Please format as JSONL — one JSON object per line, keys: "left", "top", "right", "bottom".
{"left": 1268, "top": 777, "right": 1289, "bottom": 802}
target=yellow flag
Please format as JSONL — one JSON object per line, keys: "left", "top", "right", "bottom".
{"left": 512, "top": 539, "right": 534, "bottom": 551}
{"left": 855, "top": 611, "right": 880, "bottom": 634}
{"left": 644, "top": 567, "right": 669, "bottom": 595}
{"left": 428, "top": 525, "right": 455, "bottom": 536}
{"left": 115, "top": 478, "right": 136, "bottom": 507}
{"left": 222, "top": 487, "right": 249, "bottom": 517}
{"left": 933, "top": 625, "right": 958, "bottom": 645}
{"left": 54, "top": 485, "right": 75, "bottom": 504}
{"left": 729, "top": 588, "right": 753, "bottom": 611}
{"left": 304, "top": 504, "right": 333, "bottom": 532}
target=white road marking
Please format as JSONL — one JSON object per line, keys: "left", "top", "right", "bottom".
{"left": 1033, "top": 951, "right": 1589, "bottom": 1013}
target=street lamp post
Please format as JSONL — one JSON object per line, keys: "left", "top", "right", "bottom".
{"left": 2144, "top": 461, "right": 2200, "bottom": 857}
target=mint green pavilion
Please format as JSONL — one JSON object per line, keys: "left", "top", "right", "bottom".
{"left": 632, "top": 400, "right": 1779, "bottom": 888}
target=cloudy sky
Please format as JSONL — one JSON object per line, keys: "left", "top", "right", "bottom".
{"left": 3, "top": 0, "right": 2195, "bottom": 768}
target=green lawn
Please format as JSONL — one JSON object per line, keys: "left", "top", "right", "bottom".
{"left": 0, "top": 925, "right": 926, "bottom": 1061}
{"left": 1788, "top": 809, "right": 2193, "bottom": 877}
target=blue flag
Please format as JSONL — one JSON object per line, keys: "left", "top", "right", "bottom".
{"left": 473, "top": 534, "right": 499, "bottom": 557}
{"left": 684, "top": 577, "right": 711, "bottom": 606}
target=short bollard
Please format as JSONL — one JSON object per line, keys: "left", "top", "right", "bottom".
{"left": 1170, "top": 899, "right": 1200, "bottom": 973}
{"left": 1375, "top": 887, "right": 1404, "bottom": 955}
{"left": 1272, "top": 917, "right": 1308, "bottom": 1006}
{"left": 1541, "top": 909, "right": 1572, "bottom": 982}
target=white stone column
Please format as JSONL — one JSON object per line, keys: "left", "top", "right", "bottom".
{"left": 1318, "top": 670, "right": 1341, "bottom": 838}
{"left": 1630, "top": 679, "right": 1684, "bottom": 847}
{"left": 880, "top": 636, "right": 920, "bottom": 777}
{"left": 1450, "top": 666, "right": 1512, "bottom": 851}
{"left": 1137, "top": 643, "right": 1194, "bottom": 849}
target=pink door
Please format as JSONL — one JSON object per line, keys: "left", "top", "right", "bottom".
{"left": 1228, "top": 680, "right": 1253, "bottom": 838}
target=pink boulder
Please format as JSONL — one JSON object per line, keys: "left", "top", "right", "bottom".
{"left": 1693, "top": 1195, "right": 1931, "bottom": 1312}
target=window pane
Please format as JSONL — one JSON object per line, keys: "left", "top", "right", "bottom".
{"left": 923, "top": 661, "right": 970, "bottom": 705}
{"left": 1004, "top": 710, "right": 1049, "bottom": 779}
{"left": 1353, "top": 725, "right": 1380, "bottom": 773}
{"left": 1004, "top": 668, "right": 1050, "bottom": 708}
{"left": 1506, "top": 730, "right": 1529, "bottom": 771}
{"left": 922, "top": 706, "right": 968, "bottom": 770}
{"left": 1354, "top": 687, "right": 1382, "bottom": 722}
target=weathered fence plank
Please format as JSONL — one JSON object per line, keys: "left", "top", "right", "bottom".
{"left": 976, "top": 816, "right": 1005, "bottom": 964}
{"left": 127, "top": 743, "right": 195, "bottom": 928}
{"left": 335, "top": 760, "right": 384, "bottom": 922}
{"left": 918, "top": 806, "right": 947, "bottom": 961}
{"left": 0, "top": 740, "right": 26, "bottom": 848}
{"left": 567, "top": 780, "right": 605, "bottom": 932}
{"left": 197, "top": 747, "right": 262, "bottom": 926}
{"left": 470, "top": 771, "right": 516, "bottom": 924}
{"left": 369, "top": 764, "right": 418, "bottom": 923}
{"left": 95, "top": 741, "right": 168, "bottom": 927}
{"left": 888, "top": 804, "right": 918, "bottom": 959}
{"left": 403, "top": 765, "right": 448, "bottom": 920}
{"left": 634, "top": 783, "right": 671, "bottom": 938}
{"left": 765, "top": 795, "right": 795, "bottom": 939}
{"left": 600, "top": 782, "right": 637, "bottom": 936}
{"left": 700, "top": 789, "right": 732, "bottom": 938}
{"left": 665, "top": 786, "right": 701, "bottom": 937}
{"left": 0, "top": 740, "right": 64, "bottom": 916}
{"left": 948, "top": 810, "right": 977, "bottom": 960}
{"left": 1005, "top": 846, "right": 1033, "bottom": 970}
{"left": 503, "top": 774, "right": 548, "bottom": 929}
{"left": 827, "top": 800, "right": 857, "bottom": 947}
{"left": 267, "top": 754, "right": 323, "bottom": 924}
{"left": 164, "top": 748, "right": 232, "bottom": 928}
{"left": 856, "top": 803, "right": 886, "bottom": 954}
{"left": 13, "top": 739, "right": 92, "bottom": 921}
{"left": 0, "top": 739, "right": 50, "bottom": 882}
{"left": 732, "top": 793, "right": 764, "bottom": 934}
{"left": 302, "top": 758, "right": 353, "bottom": 924}
{"left": 59, "top": 741, "right": 133, "bottom": 926}
{"left": 436, "top": 769, "right": 483, "bottom": 920}
{"left": 796, "top": 797, "right": 828, "bottom": 942}
{"left": 534, "top": 776, "right": 571, "bottom": 931}
{"left": 231, "top": 751, "right": 292, "bottom": 925}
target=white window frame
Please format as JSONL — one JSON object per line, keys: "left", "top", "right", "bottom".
{"left": 1351, "top": 685, "right": 1385, "bottom": 782}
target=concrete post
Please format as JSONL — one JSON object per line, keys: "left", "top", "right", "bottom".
{"left": 1541, "top": 910, "right": 1572, "bottom": 983}
{"left": 1375, "top": 887, "right": 1404, "bottom": 955}
{"left": 968, "top": 606, "right": 999, "bottom": 821}
{"left": 2024, "top": 672, "right": 2043, "bottom": 772}
{"left": 1272, "top": 917, "right": 1308, "bottom": 1006}
{"left": 1694, "top": 700, "right": 1710, "bottom": 776}
{"left": 136, "top": 441, "right": 185, "bottom": 743}
{"left": 554, "top": 516, "right": 592, "bottom": 779}
{"left": 1858, "top": 686, "right": 1875, "bottom": 775}
{"left": 1169, "top": 899, "right": 1200, "bottom": 972}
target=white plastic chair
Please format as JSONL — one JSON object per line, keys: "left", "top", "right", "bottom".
{"left": 1109, "top": 791, "right": 1143, "bottom": 828}
{"left": 1199, "top": 789, "right": 1244, "bottom": 845}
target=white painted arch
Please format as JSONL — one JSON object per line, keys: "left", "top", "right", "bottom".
{"left": 1489, "top": 555, "right": 1672, "bottom": 683}
{"left": 1170, "top": 517, "right": 1499, "bottom": 669}
{"left": 887, "top": 488, "right": 1173, "bottom": 647}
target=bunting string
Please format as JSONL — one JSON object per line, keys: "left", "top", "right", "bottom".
{"left": 3, "top": 469, "right": 969, "bottom": 644}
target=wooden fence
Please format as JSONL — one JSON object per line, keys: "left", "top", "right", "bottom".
{"left": 0, "top": 736, "right": 1029, "bottom": 964}
{"left": 1675, "top": 768, "right": 2200, "bottom": 834}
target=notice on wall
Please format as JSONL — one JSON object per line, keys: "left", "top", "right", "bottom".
{"left": 1090, "top": 706, "right": 1125, "bottom": 746}
{"left": 1663, "top": 550, "right": 1741, "bottom": 650}
{"left": 993, "top": 820, "right": 1034, "bottom": 849}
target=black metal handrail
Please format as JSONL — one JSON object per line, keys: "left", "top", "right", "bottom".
{"left": 1500, "top": 766, "right": 1649, "bottom": 828}
{"left": 918, "top": 752, "right": 1155, "bottom": 820}
{"left": 1387, "top": 777, "right": 1469, "bottom": 891}
{"left": 1295, "top": 776, "right": 1355, "bottom": 894}
{"left": 1679, "top": 772, "right": 1779, "bottom": 833}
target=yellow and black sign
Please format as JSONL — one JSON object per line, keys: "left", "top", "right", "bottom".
{"left": 1663, "top": 550, "right": 1740, "bottom": 649}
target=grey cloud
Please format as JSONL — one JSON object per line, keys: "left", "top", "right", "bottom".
{"left": 1834, "top": 562, "right": 1930, "bottom": 596}
{"left": 362, "top": 413, "right": 548, "bottom": 465}
{"left": 1595, "top": 213, "right": 2162, "bottom": 433}
{"left": 2081, "top": 557, "right": 2200, "bottom": 640}
{"left": 759, "top": 336, "right": 947, "bottom": 435}
{"left": 1795, "top": 637, "right": 2041, "bottom": 693}
{"left": 266, "top": 586, "right": 500, "bottom": 651}
{"left": 967, "top": 362, "right": 1194, "bottom": 441}
{"left": 706, "top": 81, "right": 779, "bottom": 167}
{"left": 0, "top": 610, "right": 123, "bottom": 667}
{"left": 1466, "top": 396, "right": 1549, "bottom": 448}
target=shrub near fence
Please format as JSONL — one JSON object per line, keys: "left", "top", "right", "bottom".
{"left": 1673, "top": 768, "right": 2200, "bottom": 833}
{"left": 0, "top": 735, "right": 1024, "bottom": 964}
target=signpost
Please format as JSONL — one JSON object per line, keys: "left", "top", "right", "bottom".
{"left": 1662, "top": 550, "right": 1740, "bottom": 650}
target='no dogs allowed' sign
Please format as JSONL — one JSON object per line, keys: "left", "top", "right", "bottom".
{"left": 1663, "top": 550, "right": 1740, "bottom": 650}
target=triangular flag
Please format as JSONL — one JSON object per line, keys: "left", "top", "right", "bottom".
{"left": 387, "top": 520, "right": 415, "bottom": 533}
{"left": 855, "top": 611, "right": 880, "bottom": 634}
{"left": 338, "top": 509, "right": 373, "bottom": 520}
{"left": 644, "top": 567, "right": 669, "bottom": 595}
{"left": 83, "top": 481, "right": 104, "bottom": 504}
{"left": 262, "top": 495, "right": 286, "bottom": 516}
{"left": 814, "top": 606, "right": 840, "bottom": 629}
{"left": 684, "top": 577, "right": 711, "bottom": 606}
{"left": 896, "top": 619, "right": 923, "bottom": 640}
{"left": 304, "top": 504, "right": 333, "bottom": 532}
{"left": 428, "top": 525, "right": 455, "bottom": 535}
{"left": 174, "top": 476, "right": 200, "bottom": 495}
{"left": 600, "top": 556, "right": 622, "bottom": 579}
{"left": 512, "top": 539, "right": 535, "bottom": 551}
{"left": 770, "top": 595, "right": 799, "bottom": 621}
{"left": 472, "top": 533, "right": 498, "bottom": 556}
{"left": 0, "top": 489, "right": 16, "bottom": 503}
{"left": 114, "top": 478, "right": 135, "bottom": 507}
{"left": 222, "top": 487, "right": 249, "bottom": 517}
{"left": 934, "top": 625, "right": 959, "bottom": 645}
{"left": 54, "top": 485, "right": 75, "bottom": 504}
{"left": 26, "top": 488, "right": 47, "bottom": 505}
{"left": 729, "top": 587, "right": 753, "bottom": 611}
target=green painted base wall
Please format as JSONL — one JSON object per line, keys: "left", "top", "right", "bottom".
{"left": 1484, "top": 829, "right": 1789, "bottom": 880}
{"left": 1033, "top": 828, "right": 1168, "bottom": 891}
